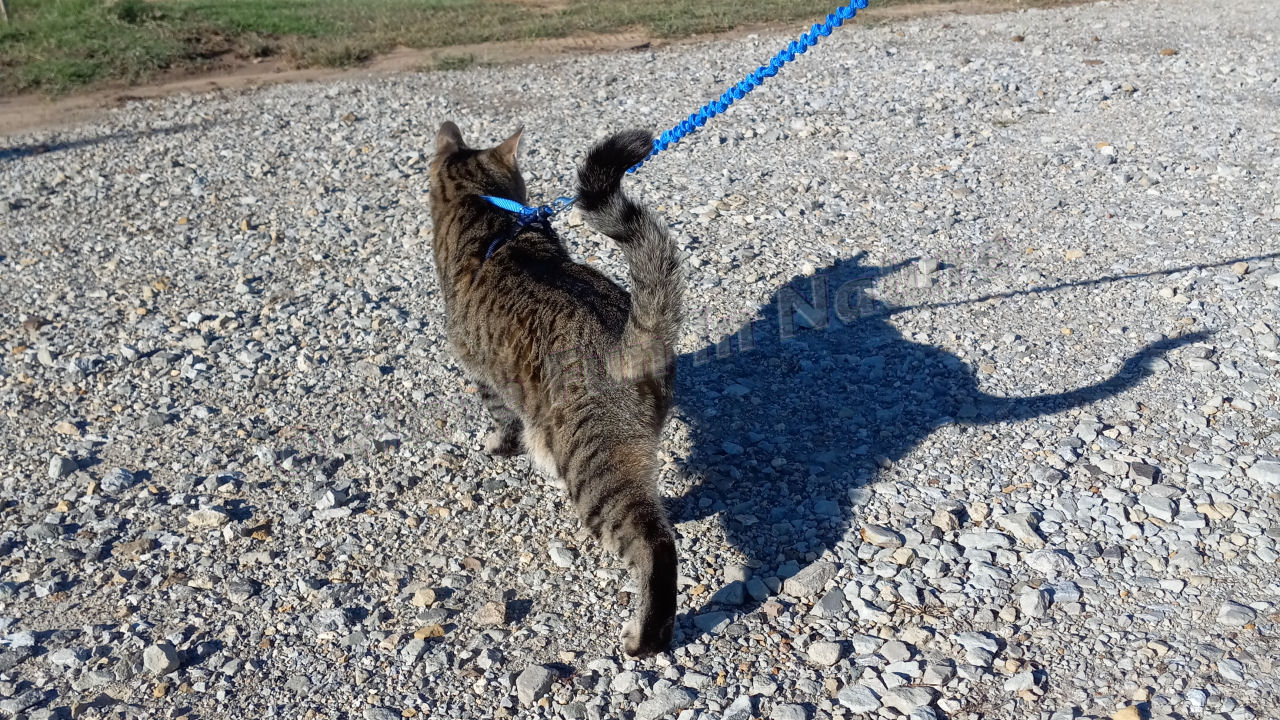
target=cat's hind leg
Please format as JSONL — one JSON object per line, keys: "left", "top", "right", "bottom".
{"left": 478, "top": 382, "right": 525, "bottom": 457}
{"left": 567, "top": 441, "right": 677, "bottom": 657}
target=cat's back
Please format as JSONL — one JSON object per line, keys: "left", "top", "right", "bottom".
{"left": 451, "top": 247, "right": 630, "bottom": 366}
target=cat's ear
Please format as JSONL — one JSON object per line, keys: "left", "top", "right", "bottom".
{"left": 436, "top": 121, "right": 464, "bottom": 155}
{"left": 494, "top": 125, "right": 523, "bottom": 166}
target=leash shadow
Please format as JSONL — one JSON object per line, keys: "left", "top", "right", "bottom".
{"left": 0, "top": 120, "right": 216, "bottom": 164}
{"left": 667, "top": 251, "right": 1209, "bottom": 645}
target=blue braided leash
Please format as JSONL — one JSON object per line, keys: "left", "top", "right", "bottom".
{"left": 480, "top": 0, "right": 868, "bottom": 249}
{"left": 630, "top": 0, "right": 867, "bottom": 174}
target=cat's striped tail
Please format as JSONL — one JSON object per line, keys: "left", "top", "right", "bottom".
{"left": 577, "top": 130, "right": 684, "bottom": 382}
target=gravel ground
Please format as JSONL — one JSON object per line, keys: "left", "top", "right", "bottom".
{"left": 2, "top": 0, "right": 1279, "bottom": 718}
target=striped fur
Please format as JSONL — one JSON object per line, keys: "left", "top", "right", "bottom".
{"left": 428, "top": 124, "right": 683, "bottom": 657}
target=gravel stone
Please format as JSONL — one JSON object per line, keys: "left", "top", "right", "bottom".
{"left": 693, "top": 611, "right": 730, "bottom": 634}
{"left": 47, "top": 647, "right": 86, "bottom": 669}
{"left": 782, "top": 561, "right": 836, "bottom": 598}
{"left": 711, "top": 580, "right": 746, "bottom": 606}
{"left": 1216, "top": 601, "right": 1257, "bottom": 627}
{"left": 548, "top": 545, "right": 577, "bottom": 568}
{"left": 1019, "top": 588, "right": 1051, "bottom": 619}
{"left": 99, "top": 467, "right": 137, "bottom": 493}
{"left": 769, "top": 703, "right": 809, "bottom": 720}
{"left": 880, "top": 640, "right": 912, "bottom": 663}
{"left": 636, "top": 688, "right": 696, "bottom": 720}
{"left": 0, "top": 647, "right": 33, "bottom": 673}
{"left": 611, "top": 671, "right": 641, "bottom": 694}
{"left": 475, "top": 601, "right": 507, "bottom": 626}
{"left": 186, "top": 508, "right": 231, "bottom": 528}
{"left": 884, "top": 687, "right": 938, "bottom": 714}
{"left": 838, "top": 685, "right": 882, "bottom": 713}
{"left": 399, "top": 638, "right": 426, "bottom": 667}
{"left": 410, "top": 587, "right": 437, "bottom": 607}
{"left": 860, "top": 524, "right": 904, "bottom": 548}
{"left": 515, "top": 665, "right": 556, "bottom": 706}
{"left": 47, "top": 455, "right": 76, "bottom": 479}
{"left": 1137, "top": 493, "right": 1176, "bottom": 522}
{"left": 0, "top": 690, "right": 42, "bottom": 716}
{"left": 1218, "top": 658, "right": 1246, "bottom": 683}
{"left": 931, "top": 503, "right": 964, "bottom": 532}
{"left": 143, "top": 643, "right": 181, "bottom": 675}
{"left": 722, "top": 695, "right": 755, "bottom": 720}
{"left": 809, "top": 587, "right": 845, "bottom": 617}
{"left": 3, "top": 1, "right": 1279, "bottom": 717}
{"left": 1245, "top": 460, "right": 1280, "bottom": 485}
{"left": 957, "top": 531, "right": 1013, "bottom": 550}
{"left": 995, "top": 513, "right": 1046, "bottom": 548}
{"left": 806, "top": 641, "right": 842, "bottom": 667}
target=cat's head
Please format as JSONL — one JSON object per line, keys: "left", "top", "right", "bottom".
{"left": 429, "top": 121, "right": 527, "bottom": 210}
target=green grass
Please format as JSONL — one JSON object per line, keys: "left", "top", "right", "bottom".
{"left": 0, "top": 0, "right": 979, "bottom": 95}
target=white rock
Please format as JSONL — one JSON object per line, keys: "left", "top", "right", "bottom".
{"left": 996, "top": 513, "right": 1046, "bottom": 548}
{"left": 1004, "top": 669, "right": 1037, "bottom": 693}
{"left": 636, "top": 688, "right": 696, "bottom": 720}
{"left": 1097, "top": 459, "right": 1129, "bottom": 476}
{"left": 187, "top": 508, "right": 231, "bottom": 528}
{"left": 1019, "top": 588, "right": 1051, "bottom": 618}
{"left": 957, "top": 531, "right": 1013, "bottom": 550}
{"left": 953, "top": 632, "right": 999, "bottom": 654}
{"left": 860, "top": 524, "right": 904, "bottom": 548}
{"left": 1217, "top": 658, "right": 1245, "bottom": 683}
{"left": 548, "top": 545, "right": 577, "bottom": 568}
{"left": 769, "top": 704, "right": 809, "bottom": 720}
{"left": 837, "top": 685, "right": 881, "bottom": 713}
{"left": 100, "top": 467, "right": 138, "bottom": 493}
{"left": 931, "top": 505, "right": 963, "bottom": 532}
{"left": 143, "top": 643, "right": 181, "bottom": 675}
{"left": 884, "top": 687, "right": 938, "bottom": 713}
{"left": 1245, "top": 460, "right": 1280, "bottom": 485}
{"left": 516, "top": 665, "right": 556, "bottom": 705}
{"left": 782, "top": 561, "right": 836, "bottom": 598}
{"left": 1138, "top": 493, "right": 1176, "bottom": 522}
{"left": 806, "top": 641, "right": 842, "bottom": 667}
{"left": 1026, "top": 549, "right": 1074, "bottom": 574}
{"left": 722, "top": 695, "right": 755, "bottom": 720}
{"left": 48, "top": 456, "right": 77, "bottom": 479}
{"left": 1187, "top": 462, "right": 1229, "bottom": 479}
{"left": 611, "top": 671, "right": 642, "bottom": 694}
{"left": 1216, "top": 601, "right": 1257, "bottom": 627}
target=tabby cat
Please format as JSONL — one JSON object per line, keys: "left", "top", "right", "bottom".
{"left": 428, "top": 123, "right": 683, "bottom": 657}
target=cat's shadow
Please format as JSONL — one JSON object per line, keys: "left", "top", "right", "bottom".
{"left": 666, "top": 252, "right": 1205, "bottom": 643}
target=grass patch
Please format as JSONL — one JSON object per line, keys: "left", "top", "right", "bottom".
{"left": 0, "top": 0, "right": 1025, "bottom": 95}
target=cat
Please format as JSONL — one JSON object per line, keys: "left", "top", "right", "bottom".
{"left": 428, "top": 123, "right": 683, "bottom": 657}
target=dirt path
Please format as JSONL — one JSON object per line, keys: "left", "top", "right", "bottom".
{"left": 0, "top": 0, "right": 1087, "bottom": 137}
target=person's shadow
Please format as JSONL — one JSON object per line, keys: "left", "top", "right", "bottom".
{"left": 668, "top": 251, "right": 1206, "bottom": 632}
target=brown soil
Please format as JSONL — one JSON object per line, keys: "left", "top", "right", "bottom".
{"left": 0, "top": 0, "right": 1090, "bottom": 137}
{"left": 0, "top": 32, "right": 654, "bottom": 137}
{"left": 508, "top": 0, "right": 573, "bottom": 10}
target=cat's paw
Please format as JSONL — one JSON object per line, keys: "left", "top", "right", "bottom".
{"left": 620, "top": 615, "right": 673, "bottom": 658}
{"left": 483, "top": 430, "right": 525, "bottom": 457}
